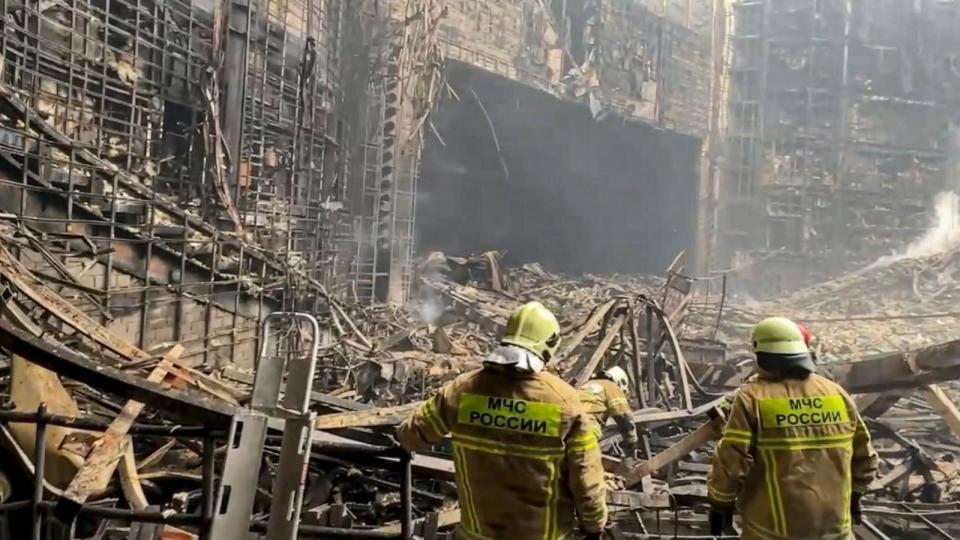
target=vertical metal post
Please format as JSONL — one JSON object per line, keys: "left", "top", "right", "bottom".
{"left": 400, "top": 450, "right": 413, "bottom": 540}
{"left": 629, "top": 307, "right": 645, "bottom": 409}
{"left": 222, "top": 0, "right": 253, "bottom": 197}
{"left": 645, "top": 305, "right": 657, "bottom": 402}
{"left": 712, "top": 273, "right": 727, "bottom": 340}
{"left": 200, "top": 433, "right": 217, "bottom": 540}
{"left": 31, "top": 403, "right": 47, "bottom": 540}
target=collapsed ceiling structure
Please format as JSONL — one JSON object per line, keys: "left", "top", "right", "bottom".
{"left": 3, "top": 246, "right": 960, "bottom": 538}
{"left": 1, "top": 0, "right": 960, "bottom": 538}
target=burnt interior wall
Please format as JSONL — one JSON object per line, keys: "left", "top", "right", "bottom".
{"left": 718, "top": 0, "right": 960, "bottom": 295}
{"left": 418, "top": 62, "right": 702, "bottom": 275}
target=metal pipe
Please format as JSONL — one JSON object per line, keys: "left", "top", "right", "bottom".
{"left": 629, "top": 305, "right": 645, "bottom": 409}
{"left": 711, "top": 272, "right": 727, "bottom": 340}
{"left": 898, "top": 503, "right": 956, "bottom": 540}
{"left": 200, "top": 433, "right": 217, "bottom": 540}
{"left": 249, "top": 521, "right": 403, "bottom": 539}
{"left": 400, "top": 450, "right": 413, "bottom": 540}
{"left": 861, "top": 517, "right": 895, "bottom": 540}
{"left": 0, "top": 499, "right": 204, "bottom": 526}
{"left": 0, "top": 409, "right": 220, "bottom": 436}
{"left": 310, "top": 441, "right": 407, "bottom": 458}
{"left": 645, "top": 304, "right": 657, "bottom": 401}
{"left": 30, "top": 403, "right": 46, "bottom": 540}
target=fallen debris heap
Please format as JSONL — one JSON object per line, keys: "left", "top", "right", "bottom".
{"left": 0, "top": 246, "right": 959, "bottom": 538}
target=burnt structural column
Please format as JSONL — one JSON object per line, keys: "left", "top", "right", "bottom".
{"left": 222, "top": 0, "right": 253, "bottom": 198}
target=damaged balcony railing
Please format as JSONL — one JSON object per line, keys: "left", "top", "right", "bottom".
{"left": 0, "top": 404, "right": 414, "bottom": 539}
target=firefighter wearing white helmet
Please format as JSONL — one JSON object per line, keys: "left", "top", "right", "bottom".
{"left": 706, "top": 317, "right": 878, "bottom": 539}
{"left": 578, "top": 365, "right": 639, "bottom": 458}
{"left": 396, "top": 302, "right": 607, "bottom": 540}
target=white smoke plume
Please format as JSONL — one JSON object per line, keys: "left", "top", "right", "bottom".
{"left": 409, "top": 254, "right": 449, "bottom": 325}
{"left": 416, "top": 294, "right": 445, "bottom": 325}
{"left": 871, "top": 127, "right": 960, "bottom": 267}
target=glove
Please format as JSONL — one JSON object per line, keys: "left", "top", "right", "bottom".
{"left": 850, "top": 492, "right": 863, "bottom": 525}
{"left": 708, "top": 508, "right": 733, "bottom": 536}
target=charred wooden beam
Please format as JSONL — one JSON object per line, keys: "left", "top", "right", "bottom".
{"left": 921, "top": 384, "right": 960, "bottom": 438}
{"left": 824, "top": 339, "right": 960, "bottom": 394}
{"left": 0, "top": 318, "right": 234, "bottom": 425}
{"left": 55, "top": 345, "right": 184, "bottom": 523}
{"left": 623, "top": 409, "right": 725, "bottom": 487}
{"left": 568, "top": 314, "right": 626, "bottom": 388}
{"left": 314, "top": 402, "right": 421, "bottom": 430}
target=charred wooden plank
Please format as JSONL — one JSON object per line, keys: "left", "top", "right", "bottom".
{"left": 55, "top": 346, "right": 184, "bottom": 522}
{"left": 0, "top": 318, "right": 234, "bottom": 425}
{"left": 824, "top": 339, "right": 960, "bottom": 394}
{"left": 315, "top": 402, "right": 421, "bottom": 430}
{"left": 568, "top": 315, "right": 626, "bottom": 388}
{"left": 623, "top": 410, "right": 725, "bottom": 488}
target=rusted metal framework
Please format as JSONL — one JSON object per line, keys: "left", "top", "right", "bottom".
{"left": 0, "top": 404, "right": 415, "bottom": 538}
{"left": 0, "top": 0, "right": 398, "bottom": 366}
{"left": 718, "top": 0, "right": 960, "bottom": 293}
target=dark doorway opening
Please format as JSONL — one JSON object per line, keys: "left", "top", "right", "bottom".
{"left": 417, "top": 62, "right": 702, "bottom": 275}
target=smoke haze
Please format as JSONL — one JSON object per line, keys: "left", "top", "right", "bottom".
{"left": 871, "top": 127, "right": 960, "bottom": 267}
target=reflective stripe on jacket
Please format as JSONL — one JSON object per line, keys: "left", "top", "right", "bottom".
{"left": 707, "top": 372, "right": 878, "bottom": 540}
{"left": 396, "top": 365, "right": 607, "bottom": 540}
{"left": 577, "top": 378, "right": 637, "bottom": 446}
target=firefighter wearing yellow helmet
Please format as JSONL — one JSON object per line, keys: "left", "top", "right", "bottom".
{"left": 397, "top": 302, "right": 607, "bottom": 540}
{"left": 578, "top": 366, "right": 639, "bottom": 459}
{"left": 707, "top": 317, "right": 878, "bottom": 539}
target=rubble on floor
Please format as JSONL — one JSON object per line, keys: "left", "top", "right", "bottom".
{"left": 1, "top": 246, "right": 960, "bottom": 538}
{"left": 695, "top": 246, "right": 960, "bottom": 361}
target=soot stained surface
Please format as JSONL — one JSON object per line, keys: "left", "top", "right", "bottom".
{"left": 418, "top": 62, "right": 702, "bottom": 275}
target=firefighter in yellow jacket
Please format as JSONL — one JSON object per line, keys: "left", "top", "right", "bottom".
{"left": 578, "top": 367, "right": 639, "bottom": 457}
{"left": 396, "top": 302, "right": 607, "bottom": 540}
{"left": 707, "top": 317, "right": 878, "bottom": 539}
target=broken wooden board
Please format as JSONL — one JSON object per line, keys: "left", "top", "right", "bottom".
{"left": 555, "top": 299, "right": 616, "bottom": 365}
{"left": 857, "top": 390, "right": 911, "bottom": 419}
{"left": 568, "top": 315, "right": 626, "bottom": 388}
{"left": 4, "top": 297, "right": 100, "bottom": 489}
{"left": 305, "top": 428, "right": 456, "bottom": 481}
{"left": 0, "top": 318, "right": 234, "bottom": 424}
{"left": 824, "top": 338, "right": 960, "bottom": 394}
{"left": 921, "top": 385, "right": 960, "bottom": 438}
{"left": 10, "top": 353, "right": 100, "bottom": 489}
{"left": 0, "top": 246, "right": 151, "bottom": 363}
{"left": 623, "top": 413, "right": 724, "bottom": 488}
{"left": 119, "top": 439, "right": 149, "bottom": 511}
{"left": 629, "top": 396, "right": 727, "bottom": 425}
{"left": 315, "top": 402, "right": 423, "bottom": 430}
{"left": 56, "top": 345, "right": 184, "bottom": 521}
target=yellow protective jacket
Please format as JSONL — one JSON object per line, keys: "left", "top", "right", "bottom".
{"left": 577, "top": 378, "right": 638, "bottom": 448}
{"left": 707, "top": 371, "right": 878, "bottom": 540}
{"left": 396, "top": 365, "right": 607, "bottom": 540}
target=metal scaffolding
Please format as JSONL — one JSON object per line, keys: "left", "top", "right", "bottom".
{"left": 718, "top": 0, "right": 960, "bottom": 293}
{"left": 0, "top": 0, "right": 377, "bottom": 367}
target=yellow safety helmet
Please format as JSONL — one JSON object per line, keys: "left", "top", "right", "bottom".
{"left": 751, "top": 317, "right": 809, "bottom": 355}
{"left": 501, "top": 302, "right": 561, "bottom": 361}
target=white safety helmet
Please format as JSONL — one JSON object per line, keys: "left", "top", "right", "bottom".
{"left": 603, "top": 366, "right": 630, "bottom": 393}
